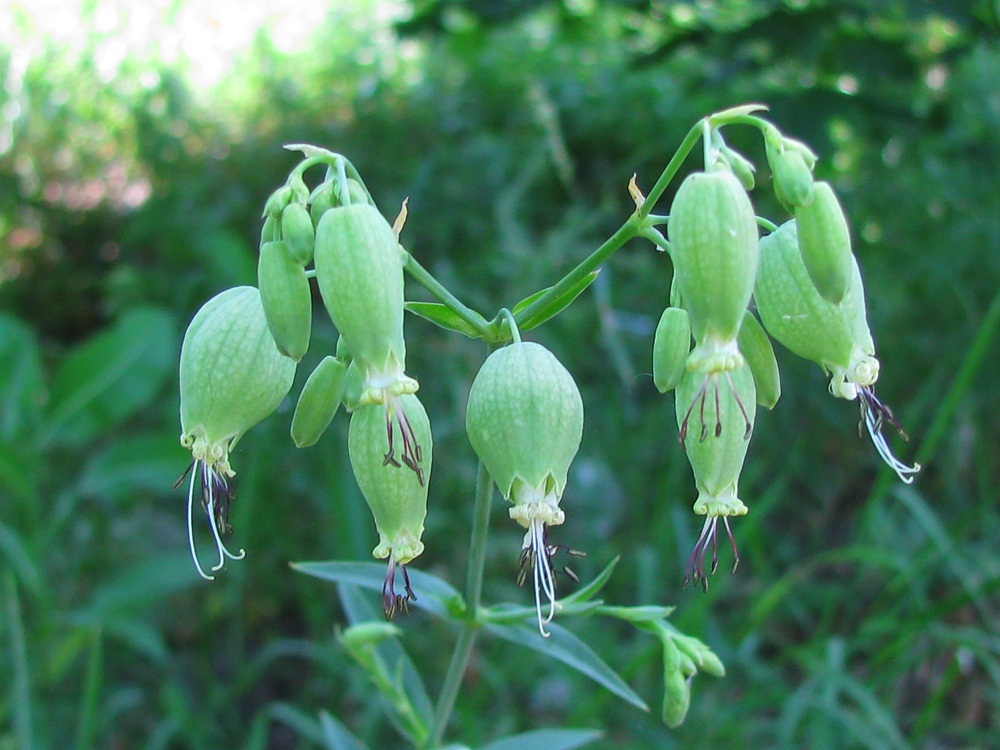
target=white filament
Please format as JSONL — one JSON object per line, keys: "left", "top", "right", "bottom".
{"left": 863, "top": 409, "right": 921, "bottom": 484}
{"left": 526, "top": 520, "right": 557, "bottom": 638}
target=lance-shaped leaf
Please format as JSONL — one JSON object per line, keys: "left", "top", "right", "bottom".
{"left": 486, "top": 621, "right": 648, "bottom": 712}
{"left": 513, "top": 269, "right": 600, "bottom": 332}
{"left": 480, "top": 729, "right": 602, "bottom": 750}
{"left": 404, "top": 301, "right": 482, "bottom": 339}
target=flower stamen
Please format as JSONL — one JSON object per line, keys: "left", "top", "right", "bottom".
{"left": 183, "top": 458, "right": 245, "bottom": 581}
{"left": 683, "top": 515, "right": 740, "bottom": 592}
{"left": 679, "top": 373, "right": 753, "bottom": 446}
{"left": 382, "top": 393, "right": 425, "bottom": 486}
{"left": 858, "top": 386, "right": 920, "bottom": 484}
{"left": 518, "top": 520, "right": 559, "bottom": 637}
{"left": 382, "top": 556, "right": 417, "bottom": 620}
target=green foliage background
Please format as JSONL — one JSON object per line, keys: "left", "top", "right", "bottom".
{"left": 1, "top": 0, "right": 999, "bottom": 747}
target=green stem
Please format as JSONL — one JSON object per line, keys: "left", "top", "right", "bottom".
{"left": 499, "top": 309, "right": 521, "bottom": 343}
{"left": 756, "top": 216, "right": 779, "bottom": 233}
{"left": 637, "top": 109, "right": 772, "bottom": 219}
{"left": 428, "top": 459, "right": 495, "bottom": 748}
{"left": 513, "top": 218, "right": 642, "bottom": 329}
{"left": 639, "top": 226, "right": 671, "bottom": 254}
{"left": 403, "top": 252, "right": 492, "bottom": 338}
{"left": 637, "top": 119, "right": 705, "bottom": 219}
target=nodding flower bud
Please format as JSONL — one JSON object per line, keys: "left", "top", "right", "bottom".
{"left": 660, "top": 638, "right": 692, "bottom": 728}
{"left": 314, "top": 201, "right": 424, "bottom": 480}
{"left": 675, "top": 364, "right": 756, "bottom": 591}
{"left": 754, "top": 220, "right": 920, "bottom": 483}
{"left": 767, "top": 144, "right": 815, "bottom": 210}
{"left": 667, "top": 168, "right": 760, "bottom": 376}
{"left": 793, "top": 181, "right": 855, "bottom": 304}
{"left": 465, "top": 341, "right": 584, "bottom": 636}
{"left": 348, "top": 393, "right": 432, "bottom": 619}
{"left": 652, "top": 307, "right": 692, "bottom": 394}
{"left": 258, "top": 240, "right": 312, "bottom": 362}
{"left": 178, "top": 286, "right": 296, "bottom": 579}
{"left": 280, "top": 202, "right": 316, "bottom": 266}
{"left": 290, "top": 355, "right": 348, "bottom": 448}
{"left": 736, "top": 310, "right": 781, "bottom": 410}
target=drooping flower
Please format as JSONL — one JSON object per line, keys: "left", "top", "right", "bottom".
{"left": 465, "top": 341, "right": 584, "bottom": 636}
{"left": 348, "top": 393, "right": 432, "bottom": 618}
{"left": 675, "top": 365, "right": 756, "bottom": 590}
{"left": 178, "top": 286, "right": 296, "bottom": 579}
{"left": 753, "top": 220, "right": 920, "bottom": 483}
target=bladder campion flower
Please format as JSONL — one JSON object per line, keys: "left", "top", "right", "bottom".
{"left": 465, "top": 341, "right": 584, "bottom": 636}
{"left": 178, "top": 286, "right": 296, "bottom": 579}
{"left": 753, "top": 220, "right": 920, "bottom": 482}
{"left": 675, "top": 365, "right": 756, "bottom": 590}
{"left": 348, "top": 393, "right": 432, "bottom": 619}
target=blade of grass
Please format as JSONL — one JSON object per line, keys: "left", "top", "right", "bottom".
{"left": 75, "top": 625, "right": 103, "bottom": 750}
{"left": 5, "top": 571, "right": 34, "bottom": 750}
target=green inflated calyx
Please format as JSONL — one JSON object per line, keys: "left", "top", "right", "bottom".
{"left": 290, "top": 355, "right": 348, "bottom": 448}
{"left": 465, "top": 340, "right": 584, "bottom": 636}
{"left": 736, "top": 310, "right": 781, "bottom": 409}
{"left": 675, "top": 365, "right": 756, "bottom": 591}
{"left": 793, "top": 181, "right": 854, "bottom": 304}
{"left": 178, "top": 286, "right": 296, "bottom": 580}
{"left": 315, "top": 202, "right": 406, "bottom": 375}
{"left": 279, "top": 201, "right": 316, "bottom": 266}
{"left": 754, "top": 221, "right": 875, "bottom": 395}
{"left": 258, "top": 240, "right": 312, "bottom": 361}
{"left": 652, "top": 307, "right": 692, "bottom": 394}
{"left": 349, "top": 393, "right": 432, "bottom": 619}
{"left": 667, "top": 167, "right": 759, "bottom": 376}
{"left": 754, "top": 220, "right": 920, "bottom": 483}
{"left": 314, "top": 199, "right": 424, "bottom": 479}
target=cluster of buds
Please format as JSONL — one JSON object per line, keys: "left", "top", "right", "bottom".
{"left": 465, "top": 339, "right": 585, "bottom": 636}
{"left": 650, "top": 122, "right": 919, "bottom": 587}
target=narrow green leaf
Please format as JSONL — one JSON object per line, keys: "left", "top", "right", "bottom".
{"left": 404, "top": 301, "right": 481, "bottom": 338}
{"left": 96, "top": 618, "right": 169, "bottom": 663}
{"left": 43, "top": 307, "right": 177, "bottom": 446}
{"left": 486, "top": 621, "right": 648, "bottom": 711}
{"left": 75, "top": 626, "right": 103, "bottom": 750}
{"left": 319, "top": 710, "right": 368, "bottom": 750}
{"left": 513, "top": 269, "right": 600, "bottom": 331}
{"left": 596, "top": 605, "right": 676, "bottom": 625}
{"left": 560, "top": 556, "right": 619, "bottom": 605}
{"left": 293, "top": 561, "right": 464, "bottom": 618}
{"left": 0, "top": 437, "right": 37, "bottom": 504}
{"left": 479, "top": 729, "right": 603, "bottom": 750}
